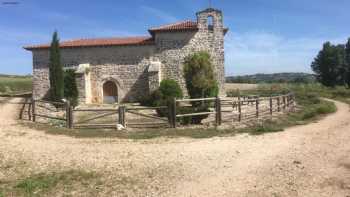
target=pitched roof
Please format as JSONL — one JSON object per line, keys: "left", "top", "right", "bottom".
{"left": 149, "top": 20, "right": 198, "bottom": 33}
{"left": 148, "top": 20, "right": 229, "bottom": 35}
{"left": 25, "top": 21, "right": 229, "bottom": 50}
{"left": 24, "top": 36, "right": 154, "bottom": 50}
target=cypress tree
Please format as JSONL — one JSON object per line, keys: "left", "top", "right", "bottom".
{"left": 49, "top": 31, "right": 64, "bottom": 101}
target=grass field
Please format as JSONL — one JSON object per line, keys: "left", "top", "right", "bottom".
{"left": 0, "top": 75, "right": 32, "bottom": 94}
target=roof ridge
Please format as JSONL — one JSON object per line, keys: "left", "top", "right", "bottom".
{"left": 24, "top": 36, "right": 155, "bottom": 50}
{"left": 149, "top": 20, "right": 197, "bottom": 30}
{"left": 61, "top": 36, "right": 152, "bottom": 42}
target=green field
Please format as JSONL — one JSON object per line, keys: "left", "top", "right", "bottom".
{"left": 0, "top": 75, "right": 32, "bottom": 94}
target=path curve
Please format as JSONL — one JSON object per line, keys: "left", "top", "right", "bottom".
{"left": 0, "top": 97, "right": 350, "bottom": 196}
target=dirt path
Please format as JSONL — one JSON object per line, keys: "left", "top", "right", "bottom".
{"left": 1, "top": 98, "right": 350, "bottom": 196}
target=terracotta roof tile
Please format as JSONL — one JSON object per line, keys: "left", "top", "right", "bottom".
{"left": 24, "top": 36, "right": 154, "bottom": 50}
{"left": 25, "top": 21, "right": 229, "bottom": 50}
{"left": 149, "top": 20, "right": 198, "bottom": 33}
{"left": 148, "top": 20, "right": 229, "bottom": 34}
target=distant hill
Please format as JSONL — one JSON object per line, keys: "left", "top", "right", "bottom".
{"left": 0, "top": 74, "right": 32, "bottom": 78}
{"left": 226, "top": 73, "right": 316, "bottom": 84}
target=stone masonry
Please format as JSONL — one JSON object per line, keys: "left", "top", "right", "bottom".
{"left": 25, "top": 8, "right": 228, "bottom": 104}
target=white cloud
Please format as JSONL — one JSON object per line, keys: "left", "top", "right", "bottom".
{"left": 225, "top": 31, "right": 348, "bottom": 76}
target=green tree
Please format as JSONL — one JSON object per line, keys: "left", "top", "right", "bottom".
{"left": 184, "top": 51, "right": 219, "bottom": 100}
{"left": 64, "top": 69, "right": 78, "bottom": 106}
{"left": 183, "top": 51, "right": 218, "bottom": 124}
{"left": 158, "top": 79, "right": 183, "bottom": 99}
{"left": 311, "top": 42, "right": 345, "bottom": 87}
{"left": 345, "top": 38, "right": 350, "bottom": 87}
{"left": 49, "top": 31, "right": 64, "bottom": 101}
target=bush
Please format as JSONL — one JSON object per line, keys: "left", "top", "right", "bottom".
{"left": 139, "top": 89, "right": 162, "bottom": 107}
{"left": 301, "top": 101, "right": 336, "bottom": 120}
{"left": 139, "top": 79, "right": 183, "bottom": 118}
{"left": 159, "top": 79, "right": 183, "bottom": 99}
{"left": 64, "top": 69, "right": 78, "bottom": 106}
{"left": 183, "top": 51, "right": 218, "bottom": 124}
{"left": 177, "top": 105, "right": 210, "bottom": 125}
{"left": 331, "top": 87, "right": 350, "bottom": 98}
{"left": 184, "top": 51, "right": 219, "bottom": 99}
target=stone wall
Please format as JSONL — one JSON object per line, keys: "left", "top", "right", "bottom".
{"left": 31, "top": 8, "right": 226, "bottom": 104}
{"left": 196, "top": 8, "right": 226, "bottom": 96}
{"left": 75, "top": 73, "right": 86, "bottom": 104}
{"left": 32, "top": 50, "right": 50, "bottom": 100}
{"left": 32, "top": 45, "right": 155, "bottom": 103}
{"left": 154, "top": 8, "right": 226, "bottom": 96}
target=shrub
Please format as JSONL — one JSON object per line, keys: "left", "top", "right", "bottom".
{"left": 157, "top": 80, "right": 183, "bottom": 117}
{"left": 64, "top": 69, "right": 78, "bottom": 106}
{"left": 140, "top": 79, "right": 183, "bottom": 118}
{"left": 159, "top": 79, "right": 183, "bottom": 99}
{"left": 139, "top": 89, "right": 162, "bottom": 107}
{"left": 331, "top": 87, "right": 350, "bottom": 98}
{"left": 184, "top": 51, "right": 219, "bottom": 99}
{"left": 177, "top": 106, "right": 210, "bottom": 125}
{"left": 183, "top": 51, "right": 218, "bottom": 124}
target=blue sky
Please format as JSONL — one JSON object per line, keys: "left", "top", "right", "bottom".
{"left": 0, "top": 0, "right": 349, "bottom": 76}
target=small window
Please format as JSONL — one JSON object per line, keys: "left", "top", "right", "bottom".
{"left": 208, "top": 16, "right": 214, "bottom": 30}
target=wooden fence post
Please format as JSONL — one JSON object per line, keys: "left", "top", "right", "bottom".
{"left": 65, "top": 100, "right": 71, "bottom": 129}
{"left": 167, "top": 102, "right": 173, "bottom": 127}
{"left": 269, "top": 97, "right": 273, "bottom": 115}
{"left": 277, "top": 97, "right": 281, "bottom": 112}
{"left": 69, "top": 105, "right": 74, "bottom": 129}
{"left": 238, "top": 95, "right": 242, "bottom": 122}
{"left": 215, "top": 97, "right": 222, "bottom": 126}
{"left": 32, "top": 99, "right": 36, "bottom": 122}
{"left": 291, "top": 94, "right": 294, "bottom": 109}
{"left": 283, "top": 96, "right": 286, "bottom": 110}
{"left": 256, "top": 97, "right": 259, "bottom": 118}
{"left": 28, "top": 102, "right": 32, "bottom": 121}
{"left": 172, "top": 98, "right": 177, "bottom": 128}
{"left": 291, "top": 93, "right": 296, "bottom": 111}
{"left": 118, "top": 106, "right": 126, "bottom": 127}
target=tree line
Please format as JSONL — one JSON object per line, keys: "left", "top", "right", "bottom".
{"left": 311, "top": 38, "right": 350, "bottom": 87}
{"left": 226, "top": 73, "right": 315, "bottom": 84}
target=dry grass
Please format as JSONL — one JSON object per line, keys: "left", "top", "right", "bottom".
{"left": 225, "top": 83, "right": 258, "bottom": 91}
{"left": 0, "top": 76, "right": 32, "bottom": 94}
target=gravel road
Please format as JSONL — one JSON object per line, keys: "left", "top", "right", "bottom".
{"left": 0, "top": 98, "right": 349, "bottom": 196}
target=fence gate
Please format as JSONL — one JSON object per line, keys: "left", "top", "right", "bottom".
{"left": 125, "top": 106, "right": 170, "bottom": 128}
{"left": 72, "top": 108, "right": 119, "bottom": 129}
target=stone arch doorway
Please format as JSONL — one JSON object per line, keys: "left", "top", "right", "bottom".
{"left": 103, "top": 81, "right": 118, "bottom": 104}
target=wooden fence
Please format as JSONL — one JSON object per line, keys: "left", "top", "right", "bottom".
{"left": 31, "top": 99, "right": 70, "bottom": 127}
{"left": 220, "top": 93, "right": 295, "bottom": 123}
{"left": 72, "top": 108, "right": 119, "bottom": 129}
{"left": 10, "top": 92, "right": 295, "bottom": 129}
{"left": 170, "top": 97, "right": 221, "bottom": 128}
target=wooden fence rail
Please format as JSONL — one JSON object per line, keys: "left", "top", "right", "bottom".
{"left": 25, "top": 92, "right": 295, "bottom": 130}
{"left": 220, "top": 93, "right": 295, "bottom": 123}
{"left": 31, "top": 99, "right": 69, "bottom": 127}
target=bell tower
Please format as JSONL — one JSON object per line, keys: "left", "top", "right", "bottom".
{"left": 196, "top": 8, "right": 226, "bottom": 95}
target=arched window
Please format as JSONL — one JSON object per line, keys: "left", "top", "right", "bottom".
{"left": 103, "top": 81, "right": 118, "bottom": 104}
{"left": 208, "top": 16, "right": 214, "bottom": 30}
